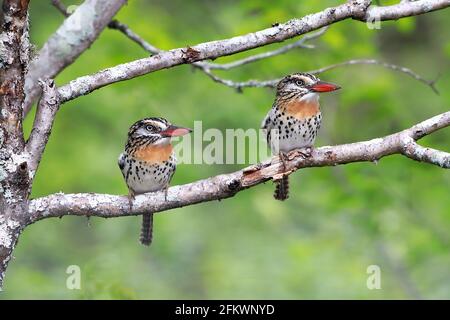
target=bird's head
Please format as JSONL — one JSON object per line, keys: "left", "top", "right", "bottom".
{"left": 127, "top": 117, "right": 192, "bottom": 146}
{"left": 276, "top": 73, "right": 341, "bottom": 100}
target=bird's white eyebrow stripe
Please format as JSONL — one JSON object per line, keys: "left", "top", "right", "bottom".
{"left": 290, "top": 73, "right": 318, "bottom": 84}
{"left": 143, "top": 120, "right": 165, "bottom": 129}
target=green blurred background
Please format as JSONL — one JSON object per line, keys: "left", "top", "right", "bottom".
{"left": 2, "top": 0, "right": 450, "bottom": 299}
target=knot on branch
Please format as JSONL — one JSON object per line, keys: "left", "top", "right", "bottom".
{"left": 348, "top": 0, "right": 372, "bottom": 20}
{"left": 226, "top": 178, "right": 241, "bottom": 192}
{"left": 16, "top": 160, "right": 29, "bottom": 191}
{"left": 182, "top": 47, "right": 201, "bottom": 63}
{"left": 38, "top": 78, "right": 59, "bottom": 107}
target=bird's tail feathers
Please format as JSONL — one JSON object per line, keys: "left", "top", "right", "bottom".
{"left": 140, "top": 213, "right": 153, "bottom": 246}
{"left": 274, "top": 175, "right": 289, "bottom": 201}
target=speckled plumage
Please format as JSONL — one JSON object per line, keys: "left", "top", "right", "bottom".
{"left": 262, "top": 100, "right": 322, "bottom": 154}
{"left": 118, "top": 152, "right": 176, "bottom": 195}
{"left": 118, "top": 117, "right": 191, "bottom": 246}
{"left": 262, "top": 73, "right": 340, "bottom": 200}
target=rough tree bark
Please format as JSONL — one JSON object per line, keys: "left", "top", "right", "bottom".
{"left": 0, "top": 0, "right": 30, "bottom": 289}
{"left": 0, "top": 0, "right": 449, "bottom": 289}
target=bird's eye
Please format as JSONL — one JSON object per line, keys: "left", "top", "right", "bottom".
{"left": 295, "top": 80, "right": 304, "bottom": 86}
{"left": 146, "top": 125, "right": 154, "bottom": 131}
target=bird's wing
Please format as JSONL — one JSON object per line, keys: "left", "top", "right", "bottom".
{"left": 118, "top": 152, "right": 126, "bottom": 171}
{"left": 261, "top": 112, "right": 270, "bottom": 130}
{"left": 261, "top": 107, "right": 275, "bottom": 142}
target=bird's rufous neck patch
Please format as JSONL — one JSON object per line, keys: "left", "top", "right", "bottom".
{"left": 282, "top": 99, "right": 320, "bottom": 120}
{"left": 133, "top": 144, "right": 173, "bottom": 163}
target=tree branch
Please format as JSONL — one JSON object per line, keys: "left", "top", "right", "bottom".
{"left": 50, "top": 0, "right": 69, "bottom": 17}
{"left": 307, "top": 59, "right": 440, "bottom": 94}
{"left": 202, "top": 27, "right": 328, "bottom": 70}
{"left": 27, "top": 111, "right": 449, "bottom": 224}
{"left": 56, "top": 0, "right": 450, "bottom": 103}
{"left": 23, "top": 0, "right": 127, "bottom": 115}
{"left": 193, "top": 58, "right": 440, "bottom": 92}
{"left": 25, "top": 79, "right": 60, "bottom": 177}
{"left": 107, "top": 20, "right": 163, "bottom": 55}
{"left": 402, "top": 139, "right": 450, "bottom": 167}
{"left": 0, "top": 0, "right": 31, "bottom": 290}
{"left": 364, "top": 0, "right": 450, "bottom": 20}
{"left": 108, "top": 20, "right": 322, "bottom": 90}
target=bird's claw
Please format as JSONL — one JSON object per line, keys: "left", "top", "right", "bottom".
{"left": 287, "top": 147, "right": 313, "bottom": 160}
{"left": 279, "top": 151, "right": 288, "bottom": 171}
{"left": 163, "top": 186, "right": 169, "bottom": 201}
{"left": 127, "top": 190, "right": 136, "bottom": 211}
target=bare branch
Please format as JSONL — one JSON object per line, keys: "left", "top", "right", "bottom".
{"left": 206, "top": 39, "right": 313, "bottom": 70}
{"left": 194, "top": 58, "right": 440, "bottom": 92}
{"left": 23, "top": 0, "right": 127, "bottom": 114}
{"left": 51, "top": 0, "right": 69, "bottom": 17}
{"left": 308, "top": 59, "right": 440, "bottom": 94}
{"left": 205, "top": 27, "right": 328, "bottom": 70}
{"left": 108, "top": 20, "right": 321, "bottom": 91}
{"left": 200, "top": 68, "right": 277, "bottom": 92}
{"left": 28, "top": 111, "right": 450, "bottom": 223}
{"left": 109, "top": 21, "right": 324, "bottom": 66}
{"left": 106, "top": 13, "right": 439, "bottom": 93}
{"left": 108, "top": 20, "right": 161, "bottom": 54}
{"left": 402, "top": 139, "right": 450, "bottom": 168}
{"left": 56, "top": 0, "right": 450, "bottom": 103}
{"left": 25, "top": 79, "right": 61, "bottom": 176}
{"left": 364, "top": 0, "right": 450, "bottom": 21}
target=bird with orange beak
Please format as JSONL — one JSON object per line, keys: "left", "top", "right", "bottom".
{"left": 118, "top": 117, "right": 192, "bottom": 246}
{"left": 262, "top": 73, "right": 340, "bottom": 200}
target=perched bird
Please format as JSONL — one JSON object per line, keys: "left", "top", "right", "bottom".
{"left": 118, "top": 117, "right": 191, "bottom": 246}
{"left": 262, "top": 73, "right": 340, "bottom": 200}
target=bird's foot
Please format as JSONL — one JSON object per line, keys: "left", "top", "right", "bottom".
{"left": 128, "top": 191, "right": 135, "bottom": 211}
{"left": 163, "top": 186, "right": 169, "bottom": 201}
{"left": 276, "top": 151, "right": 295, "bottom": 178}
{"left": 278, "top": 151, "right": 288, "bottom": 172}
{"left": 287, "top": 147, "right": 313, "bottom": 160}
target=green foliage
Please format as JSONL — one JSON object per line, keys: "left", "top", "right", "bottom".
{"left": 2, "top": 0, "right": 449, "bottom": 299}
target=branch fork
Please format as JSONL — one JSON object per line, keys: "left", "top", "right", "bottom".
{"left": 25, "top": 78, "right": 60, "bottom": 176}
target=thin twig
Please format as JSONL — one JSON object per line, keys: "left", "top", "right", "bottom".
{"left": 198, "top": 59, "right": 441, "bottom": 93}
{"left": 51, "top": 0, "right": 69, "bottom": 17}
{"left": 108, "top": 20, "right": 161, "bottom": 54}
{"left": 206, "top": 27, "right": 328, "bottom": 70}
{"left": 308, "top": 59, "right": 440, "bottom": 94}
{"left": 200, "top": 68, "right": 275, "bottom": 92}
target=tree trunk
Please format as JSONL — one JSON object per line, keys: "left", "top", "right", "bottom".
{"left": 0, "top": 214, "right": 22, "bottom": 289}
{"left": 0, "top": 0, "right": 31, "bottom": 289}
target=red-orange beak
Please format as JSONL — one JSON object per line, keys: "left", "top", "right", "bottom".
{"left": 310, "top": 81, "right": 341, "bottom": 93}
{"left": 160, "top": 125, "right": 192, "bottom": 137}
